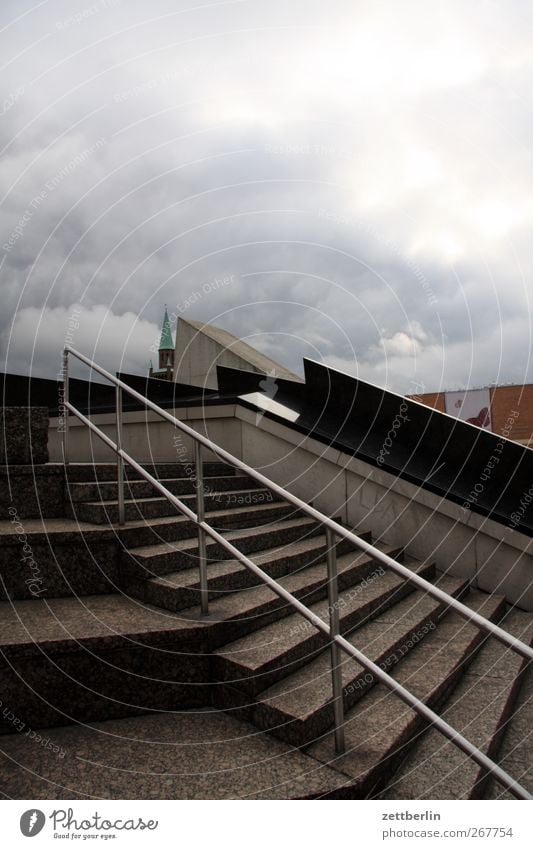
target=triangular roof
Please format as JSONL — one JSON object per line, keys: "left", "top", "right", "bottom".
{"left": 159, "top": 307, "right": 174, "bottom": 350}
{"left": 179, "top": 317, "right": 302, "bottom": 382}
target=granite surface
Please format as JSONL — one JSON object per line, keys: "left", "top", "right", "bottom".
{"left": 306, "top": 595, "right": 506, "bottom": 790}
{"left": 0, "top": 593, "right": 207, "bottom": 655}
{"left": 0, "top": 710, "right": 350, "bottom": 799}
{"left": 485, "top": 664, "right": 533, "bottom": 799}
{"left": 0, "top": 407, "right": 49, "bottom": 465}
{"left": 0, "top": 464, "right": 64, "bottom": 519}
{"left": 0, "top": 593, "right": 212, "bottom": 732}
{"left": 379, "top": 610, "right": 533, "bottom": 800}
{"left": 0, "top": 515, "right": 122, "bottom": 600}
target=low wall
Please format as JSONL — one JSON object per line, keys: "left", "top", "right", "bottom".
{"left": 0, "top": 465, "right": 64, "bottom": 520}
{"left": 236, "top": 407, "right": 533, "bottom": 611}
{"left": 48, "top": 405, "right": 242, "bottom": 463}
{"left": 1, "top": 408, "right": 60, "bottom": 519}
{"left": 0, "top": 407, "right": 49, "bottom": 465}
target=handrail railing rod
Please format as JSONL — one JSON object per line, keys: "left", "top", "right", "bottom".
{"left": 195, "top": 521, "right": 532, "bottom": 800}
{"left": 62, "top": 349, "right": 69, "bottom": 464}
{"left": 64, "top": 402, "right": 200, "bottom": 525}
{"left": 115, "top": 384, "right": 125, "bottom": 526}
{"left": 63, "top": 345, "right": 533, "bottom": 663}
{"left": 62, "top": 363, "right": 532, "bottom": 800}
{"left": 194, "top": 441, "right": 209, "bottom": 615}
{"left": 326, "top": 528, "right": 345, "bottom": 754}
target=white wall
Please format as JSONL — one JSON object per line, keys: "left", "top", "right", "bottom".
{"left": 48, "top": 402, "right": 533, "bottom": 609}
{"left": 236, "top": 407, "right": 533, "bottom": 611}
{"left": 174, "top": 321, "right": 262, "bottom": 389}
{"left": 48, "top": 405, "right": 242, "bottom": 463}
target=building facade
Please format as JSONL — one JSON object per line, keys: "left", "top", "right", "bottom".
{"left": 408, "top": 384, "right": 533, "bottom": 447}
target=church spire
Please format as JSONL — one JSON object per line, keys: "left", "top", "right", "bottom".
{"left": 159, "top": 305, "right": 174, "bottom": 350}
{"left": 149, "top": 305, "right": 175, "bottom": 380}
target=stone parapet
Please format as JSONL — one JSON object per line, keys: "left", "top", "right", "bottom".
{"left": 0, "top": 407, "right": 49, "bottom": 465}
{"left": 0, "top": 465, "right": 64, "bottom": 520}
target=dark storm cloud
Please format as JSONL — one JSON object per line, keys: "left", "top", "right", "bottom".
{"left": 1, "top": 0, "right": 532, "bottom": 392}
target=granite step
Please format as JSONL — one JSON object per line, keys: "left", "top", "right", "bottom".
{"left": 64, "top": 461, "right": 236, "bottom": 482}
{"left": 0, "top": 710, "right": 352, "bottom": 800}
{"left": 0, "top": 542, "right": 392, "bottom": 733}
{"left": 130, "top": 533, "right": 386, "bottom": 613}
{"left": 67, "top": 474, "right": 264, "bottom": 503}
{"left": 0, "top": 593, "right": 212, "bottom": 732}
{"left": 247, "top": 577, "right": 468, "bottom": 747}
{"left": 306, "top": 590, "right": 507, "bottom": 798}
{"left": 120, "top": 514, "right": 338, "bottom": 579}
{"left": 168, "top": 544, "right": 402, "bottom": 651}
{"left": 68, "top": 487, "right": 282, "bottom": 524}
{"left": 115, "top": 501, "right": 306, "bottom": 548}
{"left": 378, "top": 608, "right": 533, "bottom": 800}
{"left": 213, "top": 557, "right": 435, "bottom": 700}
{"left": 484, "top": 662, "right": 533, "bottom": 799}
{"left": 0, "top": 502, "right": 308, "bottom": 601}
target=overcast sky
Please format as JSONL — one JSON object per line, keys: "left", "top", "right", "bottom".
{"left": 1, "top": 0, "right": 532, "bottom": 392}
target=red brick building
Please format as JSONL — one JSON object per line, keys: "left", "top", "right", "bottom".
{"left": 408, "top": 384, "right": 533, "bottom": 446}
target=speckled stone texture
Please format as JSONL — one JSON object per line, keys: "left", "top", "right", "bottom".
{"left": 485, "top": 664, "right": 533, "bottom": 799}
{"left": 0, "top": 464, "right": 65, "bottom": 520}
{"left": 0, "top": 406, "right": 49, "bottom": 465}
{"left": 0, "top": 517, "right": 121, "bottom": 600}
{"left": 0, "top": 594, "right": 211, "bottom": 733}
{"left": 0, "top": 710, "right": 351, "bottom": 799}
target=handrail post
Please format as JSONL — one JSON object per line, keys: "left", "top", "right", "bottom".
{"left": 116, "top": 384, "right": 125, "bottom": 526}
{"left": 62, "top": 349, "right": 69, "bottom": 464}
{"left": 194, "top": 440, "right": 209, "bottom": 615}
{"left": 326, "top": 527, "right": 345, "bottom": 755}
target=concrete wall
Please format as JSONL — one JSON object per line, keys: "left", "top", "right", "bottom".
{"left": 174, "top": 321, "right": 263, "bottom": 389}
{"left": 48, "top": 405, "right": 242, "bottom": 464}
{"left": 236, "top": 406, "right": 533, "bottom": 611}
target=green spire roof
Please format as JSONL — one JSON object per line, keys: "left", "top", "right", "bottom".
{"left": 159, "top": 306, "right": 174, "bottom": 350}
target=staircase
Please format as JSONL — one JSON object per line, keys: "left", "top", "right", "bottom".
{"left": 0, "top": 461, "right": 531, "bottom": 800}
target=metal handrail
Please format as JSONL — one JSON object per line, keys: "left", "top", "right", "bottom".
{"left": 62, "top": 347, "right": 533, "bottom": 662}
{"left": 61, "top": 346, "right": 532, "bottom": 799}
